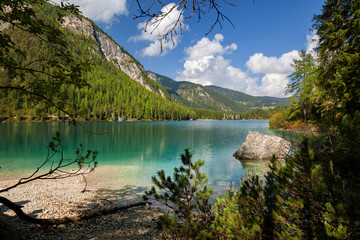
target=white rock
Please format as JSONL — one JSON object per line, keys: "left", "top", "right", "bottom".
{"left": 233, "top": 131, "right": 291, "bottom": 160}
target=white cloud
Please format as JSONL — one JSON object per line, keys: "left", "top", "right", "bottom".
{"left": 179, "top": 55, "right": 254, "bottom": 91}
{"left": 246, "top": 73, "right": 291, "bottom": 97}
{"left": 129, "top": 3, "right": 187, "bottom": 56}
{"left": 177, "top": 34, "right": 304, "bottom": 97}
{"left": 243, "top": 51, "right": 300, "bottom": 96}
{"left": 185, "top": 33, "right": 237, "bottom": 61}
{"left": 53, "top": 0, "right": 128, "bottom": 24}
{"left": 176, "top": 34, "right": 245, "bottom": 88}
{"left": 306, "top": 30, "right": 319, "bottom": 56}
{"left": 242, "top": 31, "right": 319, "bottom": 96}
{"left": 245, "top": 51, "right": 299, "bottom": 74}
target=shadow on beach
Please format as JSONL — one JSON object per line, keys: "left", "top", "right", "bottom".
{"left": 0, "top": 179, "right": 162, "bottom": 240}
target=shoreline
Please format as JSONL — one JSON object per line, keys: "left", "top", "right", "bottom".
{"left": 1, "top": 118, "right": 270, "bottom": 124}
{"left": 0, "top": 165, "right": 154, "bottom": 191}
{"left": 0, "top": 173, "right": 163, "bottom": 239}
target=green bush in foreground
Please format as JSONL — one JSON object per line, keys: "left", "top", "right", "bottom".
{"left": 146, "top": 137, "right": 356, "bottom": 239}
{"left": 211, "top": 137, "right": 351, "bottom": 239}
{"left": 211, "top": 179, "right": 263, "bottom": 239}
{"left": 144, "top": 149, "right": 213, "bottom": 240}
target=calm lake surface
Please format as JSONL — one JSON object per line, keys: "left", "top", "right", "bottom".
{"left": 0, "top": 120, "right": 279, "bottom": 196}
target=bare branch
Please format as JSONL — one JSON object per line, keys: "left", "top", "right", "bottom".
{"left": 0, "top": 196, "right": 149, "bottom": 225}
{"left": 134, "top": 0, "right": 236, "bottom": 48}
{"left": 0, "top": 132, "right": 98, "bottom": 193}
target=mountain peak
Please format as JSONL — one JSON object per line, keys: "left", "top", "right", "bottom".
{"left": 62, "top": 14, "right": 167, "bottom": 98}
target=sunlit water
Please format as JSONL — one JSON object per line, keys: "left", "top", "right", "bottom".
{"left": 0, "top": 120, "right": 280, "bottom": 198}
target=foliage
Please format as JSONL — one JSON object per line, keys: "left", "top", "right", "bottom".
{"left": 144, "top": 149, "right": 213, "bottom": 239}
{"left": 0, "top": 0, "right": 92, "bottom": 121}
{"left": 216, "top": 1, "right": 360, "bottom": 239}
{"left": 272, "top": 0, "right": 360, "bottom": 133}
{"left": 269, "top": 105, "right": 289, "bottom": 129}
{"left": 313, "top": 0, "right": 360, "bottom": 128}
{"left": 286, "top": 49, "right": 319, "bottom": 123}
{"left": 147, "top": 139, "right": 357, "bottom": 239}
{"left": 211, "top": 179, "right": 263, "bottom": 239}
{"left": 271, "top": 49, "right": 321, "bottom": 131}
{"left": 0, "top": 2, "right": 198, "bottom": 122}
{"left": 0, "top": 1, "right": 102, "bottom": 227}
{"left": 2, "top": 0, "right": 359, "bottom": 238}
{"left": 146, "top": 4, "right": 360, "bottom": 238}
{"left": 209, "top": 137, "right": 356, "bottom": 239}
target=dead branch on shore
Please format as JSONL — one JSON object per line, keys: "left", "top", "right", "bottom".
{"left": 0, "top": 132, "right": 103, "bottom": 225}
{"left": 0, "top": 196, "right": 150, "bottom": 225}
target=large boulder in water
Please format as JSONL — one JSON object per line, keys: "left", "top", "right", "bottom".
{"left": 233, "top": 131, "right": 291, "bottom": 160}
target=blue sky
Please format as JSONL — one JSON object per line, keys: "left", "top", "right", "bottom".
{"left": 58, "top": 0, "right": 325, "bottom": 97}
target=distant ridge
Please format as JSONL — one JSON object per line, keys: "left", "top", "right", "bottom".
{"left": 147, "top": 71, "right": 289, "bottom": 112}
{"left": 206, "top": 85, "right": 289, "bottom": 109}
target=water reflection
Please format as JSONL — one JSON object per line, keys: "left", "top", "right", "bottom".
{"left": 240, "top": 159, "right": 271, "bottom": 176}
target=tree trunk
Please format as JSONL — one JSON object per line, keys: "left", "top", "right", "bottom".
{"left": 303, "top": 106, "right": 307, "bottom": 124}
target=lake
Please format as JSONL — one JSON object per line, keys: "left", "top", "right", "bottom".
{"left": 0, "top": 120, "right": 279, "bottom": 197}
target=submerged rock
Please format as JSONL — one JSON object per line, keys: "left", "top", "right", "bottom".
{"left": 233, "top": 131, "right": 291, "bottom": 160}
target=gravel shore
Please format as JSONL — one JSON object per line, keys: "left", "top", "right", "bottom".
{"left": 0, "top": 175, "right": 163, "bottom": 240}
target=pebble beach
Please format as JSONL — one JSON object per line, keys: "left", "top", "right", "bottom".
{"left": 0, "top": 169, "right": 163, "bottom": 240}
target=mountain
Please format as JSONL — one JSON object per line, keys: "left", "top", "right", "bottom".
{"left": 0, "top": 3, "right": 280, "bottom": 122}
{"left": 147, "top": 71, "right": 289, "bottom": 112}
{"left": 206, "top": 86, "right": 290, "bottom": 109}
{"left": 147, "top": 71, "right": 249, "bottom": 112}
{"left": 0, "top": 3, "right": 196, "bottom": 121}
{"left": 61, "top": 14, "right": 167, "bottom": 99}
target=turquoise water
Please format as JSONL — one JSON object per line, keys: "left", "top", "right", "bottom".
{"left": 0, "top": 120, "right": 276, "bottom": 195}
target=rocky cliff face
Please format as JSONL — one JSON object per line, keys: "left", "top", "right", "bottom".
{"left": 62, "top": 14, "right": 166, "bottom": 98}
{"left": 146, "top": 71, "right": 158, "bottom": 82}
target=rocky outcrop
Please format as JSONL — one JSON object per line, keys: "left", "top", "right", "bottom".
{"left": 233, "top": 131, "right": 291, "bottom": 160}
{"left": 61, "top": 14, "right": 166, "bottom": 98}
{"left": 61, "top": 14, "right": 95, "bottom": 40}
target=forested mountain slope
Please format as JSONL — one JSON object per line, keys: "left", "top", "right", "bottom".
{"left": 206, "top": 86, "right": 289, "bottom": 109}
{"left": 0, "top": 3, "right": 196, "bottom": 121}
{"left": 0, "top": 2, "right": 280, "bottom": 122}
{"left": 61, "top": 14, "right": 167, "bottom": 99}
{"left": 147, "top": 71, "right": 289, "bottom": 112}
